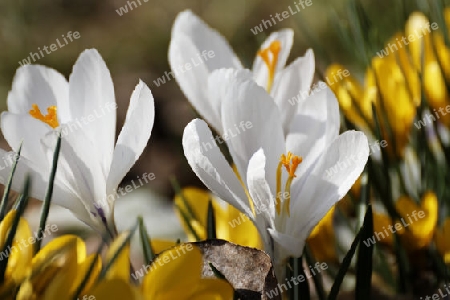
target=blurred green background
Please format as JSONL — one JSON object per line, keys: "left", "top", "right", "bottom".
{"left": 0, "top": 0, "right": 424, "bottom": 197}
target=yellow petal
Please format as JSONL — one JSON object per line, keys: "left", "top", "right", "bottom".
{"left": 391, "top": 33, "right": 421, "bottom": 106}
{"left": 216, "top": 199, "right": 263, "bottom": 250}
{"left": 406, "top": 12, "right": 431, "bottom": 71}
{"left": 105, "top": 232, "right": 130, "bottom": 281}
{"left": 433, "top": 32, "right": 450, "bottom": 83}
{"left": 325, "top": 64, "right": 371, "bottom": 129}
{"left": 396, "top": 192, "right": 438, "bottom": 249}
{"left": 174, "top": 187, "right": 209, "bottom": 241}
{"left": 0, "top": 211, "right": 33, "bottom": 283}
{"left": 372, "top": 212, "right": 396, "bottom": 247}
{"left": 191, "top": 278, "right": 234, "bottom": 300}
{"left": 35, "top": 236, "right": 85, "bottom": 299}
{"left": 142, "top": 243, "right": 200, "bottom": 299}
{"left": 175, "top": 187, "right": 263, "bottom": 249}
{"left": 150, "top": 239, "right": 178, "bottom": 254}
{"left": 307, "top": 206, "right": 337, "bottom": 262}
{"left": 16, "top": 279, "right": 36, "bottom": 300}
{"left": 72, "top": 253, "right": 102, "bottom": 295}
{"left": 423, "top": 60, "right": 450, "bottom": 126}
{"left": 371, "top": 55, "right": 416, "bottom": 157}
{"left": 91, "top": 278, "right": 143, "bottom": 300}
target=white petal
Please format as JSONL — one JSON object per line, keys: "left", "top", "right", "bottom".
{"left": 402, "top": 147, "right": 421, "bottom": 198}
{"left": 1, "top": 113, "right": 50, "bottom": 168}
{"left": 69, "top": 49, "right": 117, "bottom": 177}
{"left": 286, "top": 85, "right": 340, "bottom": 183}
{"left": 171, "top": 10, "right": 242, "bottom": 71}
{"left": 182, "top": 119, "right": 253, "bottom": 218}
{"left": 7, "top": 65, "right": 70, "bottom": 122}
{"left": 24, "top": 204, "right": 89, "bottom": 233}
{"left": 289, "top": 131, "right": 369, "bottom": 238}
{"left": 252, "top": 29, "right": 294, "bottom": 88}
{"left": 207, "top": 69, "right": 253, "bottom": 134}
{"left": 168, "top": 34, "right": 219, "bottom": 131}
{"left": 0, "top": 149, "right": 100, "bottom": 231}
{"left": 271, "top": 49, "right": 315, "bottom": 132}
{"left": 106, "top": 80, "right": 155, "bottom": 194}
{"left": 41, "top": 128, "right": 106, "bottom": 216}
{"left": 268, "top": 228, "right": 306, "bottom": 259}
{"left": 114, "top": 189, "right": 185, "bottom": 240}
{"left": 220, "top": 72, "right": 285, "bottom": 193}
{"left": 246, "top": 149, "right": 275, "bottom": 227}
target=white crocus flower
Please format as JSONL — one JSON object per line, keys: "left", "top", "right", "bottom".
{"left": 169, "top": 9, "right": 314, "bottom": 133}
{"left": 182, "top": 70, "right": 369, "bottom": 279}
{"left": 0, "top": 49, "right": 155, "bottom": 236}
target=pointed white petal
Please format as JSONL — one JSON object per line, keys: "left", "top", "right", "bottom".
{"left": 1, "top": 113, "right": 50, "bottom": 168}
{"left": 106, "top": 80, "right": 155, "bottom": 194}
{"left": 289, "top": 131, "right": 369, "bottom": 238}
{"left": 69, "top": 49, "right": 117, "bottom": 176}
{"left": 246, "top": 149, "right": 275, "bottom": 226}
{"left": 171, "top": 10, "right": 243, "bottom": 70}
{"left": 206, "top": 69, "right": 253, "bottom": 134}
{"left": 182, "top": 119, "right": 253, "bottom": 218}
{"left": 286, "top": 86, "right": 340, "bottom": 184}
{"left": 268, "top": 228, "right": 306, "bottom": 259}
{"left": 7, "top": 65, "right": 71, "bottom": 122}
{"left": 252, "top": 29, "right": 294, "bottom": 88}
{"left": 220, "top": 72, "right": 285, "bottom": 193}
{"left": 168, "top": 34, "right": 219, "bottom": 131}
{"left": 41, "top": 128, "right": 107, "bottom": 216}
{"left": 271, "top": 49, "right": 315, "bottom": 132}
{"left": 0, "top": 149, "right": 100, "bottom": 230}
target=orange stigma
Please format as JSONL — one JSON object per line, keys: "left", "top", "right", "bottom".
{"left": 29, "top": 104, "right": 59, "bottom": 128}
{"left": 257, "top": 40, "right": 281, "bottom": 92}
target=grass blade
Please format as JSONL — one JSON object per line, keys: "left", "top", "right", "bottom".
{"left": 138, "top": 216, "right": 155, "bottom": 265}
{"left": 71, "top": 238, "right": 106, "bottom": 300}
{"left": 99, "top": 220, "right": 139, "bottom": 280}
{"left": 35, "top": 133, "right": 62, "bottom": 253}
{"left": 304, "top": 246, "right": 327, "bottom": 300}
{"left": 327, "top": 222, "right": 364, "bottom": 299}
{"left": 206, "top": 199, "right": 216, "bottom": 239}
{"left": 355, "top": 205, "right": 373, "bottom": 299}
{"left": 0, "top": 144, "right": 22, "bottom": 222}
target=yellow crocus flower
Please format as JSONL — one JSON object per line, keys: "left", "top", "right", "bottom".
{"left": 141, "top": 244, "right": 233, "bottom": 300}
{"left": 307, "top": 206, "right": 338, "bottom": 263}
{"left": 175, "top": 187, "right": 263, "bottom": 249}
{"left": 325, "top": 64, "right": 372, "bottom": 131}
{"left": 408, "top": 11, "right": 450, "bottom": 127}
{"left": 326, "top": 52, "right": 417, "bottom": 157}
{"left": 0, "top": 211, "right": 33, "bottom": 285}
{"left": 372, "top": 192, "right": 438, "bottom": 250}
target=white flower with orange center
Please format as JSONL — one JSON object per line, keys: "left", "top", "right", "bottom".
{"left": 169, "top": 9, "right": 314, "bottom": 133}
{"left": 182, "top": 70, "right": 369, "bottom": 279}
{"left": 0, "top": 49, "right": 155, "bottom": 235}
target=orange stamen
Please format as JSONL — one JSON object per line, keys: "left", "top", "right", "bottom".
{"left": 257, "top": 40, "right": 281, "bottom": 92}
{"left": 29, "top": 104, "right": 59, "bottom": 128}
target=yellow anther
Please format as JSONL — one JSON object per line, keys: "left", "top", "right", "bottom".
{"left": 275, "top": 160, "right": 283, "bottom": 215}
{"left": 29, "top": 104, "right": 59, "bottom": 128}
{"left": 257, "top": 40, "right": 281, "bottom": 92}
{"left": 276, "top": 152, "right": 303, "bottom": 216}
{"left": 281, "top": 152, "right": 302, "bottom": 177}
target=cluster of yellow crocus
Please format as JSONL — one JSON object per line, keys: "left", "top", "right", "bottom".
{"left": 0, "top": 211, "right": 233, "bottom": 300}
{"left": 325, "top": 10, "right": 450, "bottom": 157}
{"left": 326, "top": 9, "right": 450, "bottom": 266}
